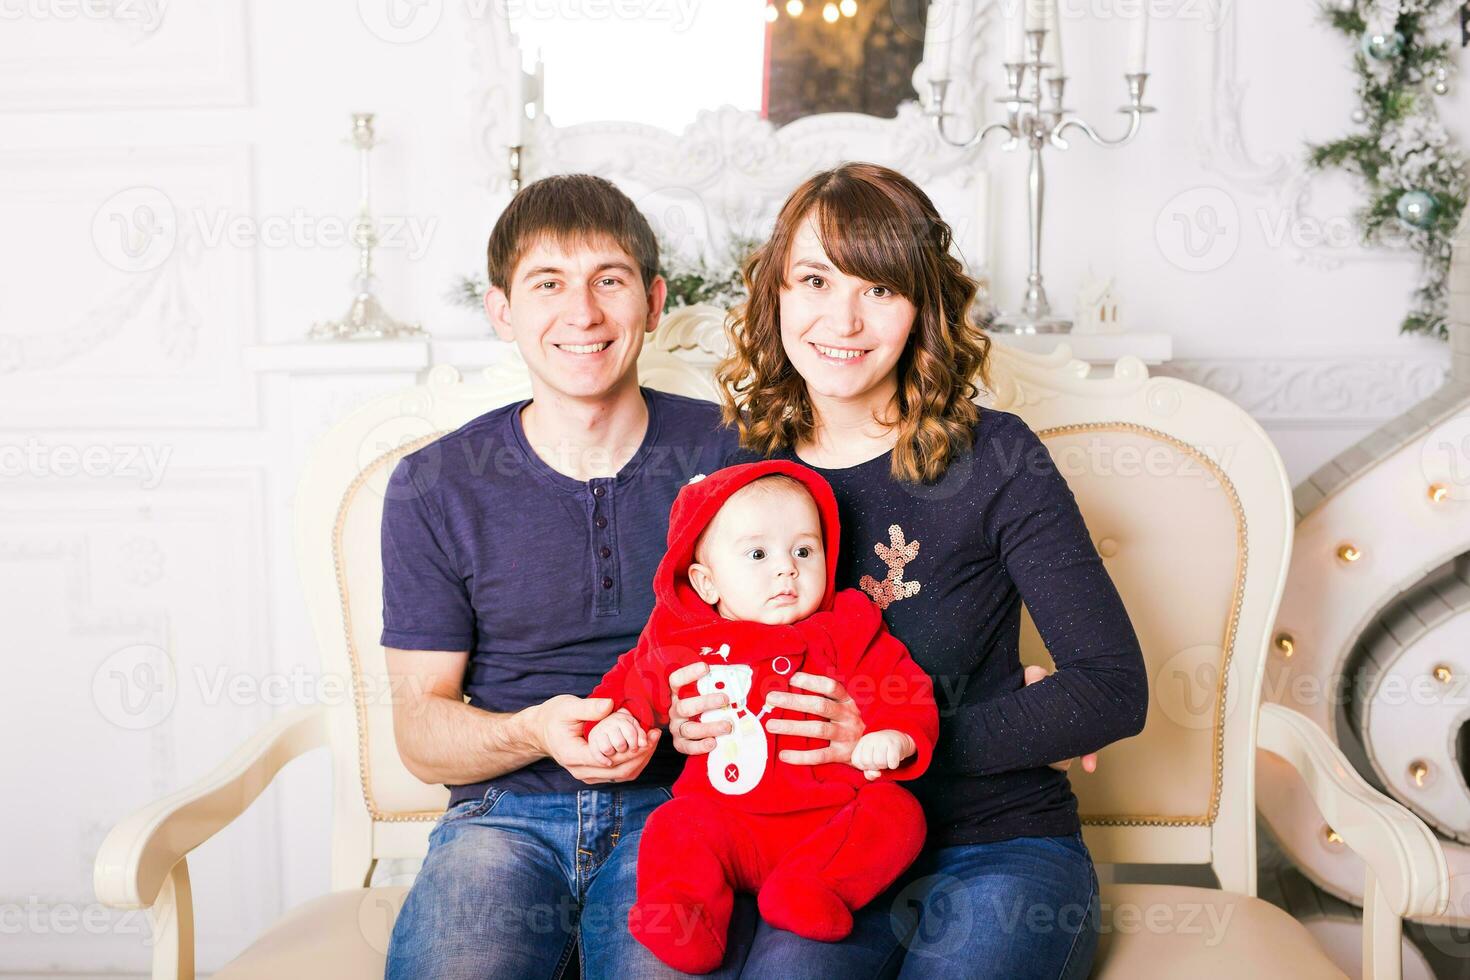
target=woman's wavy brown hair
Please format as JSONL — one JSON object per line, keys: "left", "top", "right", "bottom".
{"left": 717, "top": 162, "right": 993, "bottom": 484}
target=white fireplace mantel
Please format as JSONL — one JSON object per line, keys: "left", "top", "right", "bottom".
{"left": 992, "top": 331, "right": 1173, "bottom": 368}
{"left": 244, "top": 337, "right": 517, "bottom": 377}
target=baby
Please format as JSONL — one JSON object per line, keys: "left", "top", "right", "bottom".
{"left": 584, "top": 460, "right": 938, "bottom": 974}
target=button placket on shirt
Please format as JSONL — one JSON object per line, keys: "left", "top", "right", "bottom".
{"left": 590, "top": 479, "right": 616, "bottom": 613}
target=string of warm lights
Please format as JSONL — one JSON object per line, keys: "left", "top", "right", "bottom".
{"left": 1269, "top": 475, "right": 1460, "bottom": 829}
{"left": 765, "top": 0, "right": 859, "bottom": 24}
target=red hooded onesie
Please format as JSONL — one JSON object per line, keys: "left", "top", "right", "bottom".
{"left": 586, "top": 460, "right": 938, "bottom": 974}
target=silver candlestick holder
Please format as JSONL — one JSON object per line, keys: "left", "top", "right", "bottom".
{"left": 309, "top": 112, "right": 425, "bottom": 341}
{"left": 929, "top": 29, "right": 1154, "bottom": 334}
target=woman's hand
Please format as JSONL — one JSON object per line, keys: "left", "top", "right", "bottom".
{"left": 763, "top": 672, "right": 866, "bottom": 766}
{"left": 667, "top": 661, "right": 731, "bottom": 756}
{"left": 1023, "top": 666, "right": 1099, "bottom": 774}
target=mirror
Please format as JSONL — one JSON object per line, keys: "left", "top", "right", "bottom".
{"left": 507, "top": 0, "right": 930, "bottom": 133}
{"left": 764, "top": 0, "right": 928, "bottom": 126}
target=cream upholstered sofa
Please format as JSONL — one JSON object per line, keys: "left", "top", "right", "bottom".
{"left": 93, "top": 307, "right": 1449, "bottom": 979}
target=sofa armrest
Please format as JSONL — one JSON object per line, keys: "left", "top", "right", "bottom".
{"left": 94, "top": 706, "right": 331, "bottom": 910}
{"left": 1257, "top": 703, "right": 1448, "bottom": 918}
{"left": 1258, "top": 703, "right": 1449, "bottom": 980}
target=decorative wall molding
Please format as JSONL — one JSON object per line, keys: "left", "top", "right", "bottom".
{"left": 464, "top": 1, "right": 523, "bottom": 196}
{"left": 0, "top": 466, "right": 278, "bottom": 974}
{"left": 0, "top": 144, "right": 258, "bottom": 428}
{"left": 1197, "top": 0, "right": 1289, "bottom": 193}
{"left": 0, "top": 1, "right": 249, "bottom": 111}
{"left": 1, "top": 227, "right": 205, "bottom": 375}
{"left": 1159, "top": 355, "right": 1450, "bottom": 423}
{"left": 1197, "top": 0, "right": 1421, "bottom": 273}
{"left": 526, "top": 100, "right": 984, "bottom": 203}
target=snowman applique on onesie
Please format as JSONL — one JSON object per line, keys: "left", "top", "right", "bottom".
{"left": 696, "top": 645, "right": 772, "bottom": 796}
{"left": 584, "top": 460, "right": 939, "bottom": 974}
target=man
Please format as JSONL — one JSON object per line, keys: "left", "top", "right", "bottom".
{"left": 380, "top": 174, "right": 742, "bottom": 977}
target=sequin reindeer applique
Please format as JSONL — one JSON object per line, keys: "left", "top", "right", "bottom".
{"left": 860, "top": 524, "right": 922, "bottom": 610}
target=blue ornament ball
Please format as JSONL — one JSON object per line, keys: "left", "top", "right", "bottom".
{"left": 1360, "top": 30, "right": 1405, "bottom": 60}
{"left": 1396, "top": 190, "right": 1439, "bottom": 229}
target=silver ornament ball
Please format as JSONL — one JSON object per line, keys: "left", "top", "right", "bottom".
{"left": 1361, "top": 31, "right": 1405, "bottom": 60}
{"left": 1396, "top": 190, "right": 1440, "bottom": 229}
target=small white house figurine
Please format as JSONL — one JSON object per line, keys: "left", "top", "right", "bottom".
{"left": 1074, "top": 270, "right": 1123, "bottom": 335}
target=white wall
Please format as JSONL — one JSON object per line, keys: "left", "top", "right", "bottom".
{"left": 1, "top": 3, "right": 484, "bottom": 974}
{"left": 1009, "top": 0, "right": 1465, "bottom": 478}
{"left": 0, "top": 0, "right": 1462, "bottom": 974}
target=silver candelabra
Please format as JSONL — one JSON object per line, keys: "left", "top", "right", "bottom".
{"left": 929, "top": 29, "right": 1154, "bottom": 333}
{"left": 309, "top": 113, "right": 425, "bottom": 341}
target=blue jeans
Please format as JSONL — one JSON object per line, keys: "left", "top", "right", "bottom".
{"left": 387, "top": 784, "right": 1098, "bottom": 979}
{"left": 386, "top": 785, "right": 733, "bottom": 979}
{"left": 736, "top": 832, "right": 1101, "bottom": 980}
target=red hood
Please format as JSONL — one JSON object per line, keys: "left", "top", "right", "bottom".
{"left": 653, "top": 460, "right": 842, "bottom": 628}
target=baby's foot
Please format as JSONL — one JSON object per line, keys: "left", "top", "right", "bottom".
{"left": 630, "top": 886, "right": 728, "bottom": 974}
{"left": 758, "top": 871, "right": 853, "bottom": 942}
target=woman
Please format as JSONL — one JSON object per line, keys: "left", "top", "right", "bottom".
{"left": 666, "top": 162, "right": 1149, "bottom": 978}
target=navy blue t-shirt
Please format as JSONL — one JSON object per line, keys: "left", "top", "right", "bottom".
{"left": 380, "top": 387, "right": 739, "bottom": 806}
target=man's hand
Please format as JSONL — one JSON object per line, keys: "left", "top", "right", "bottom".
{"left": 850, "top": 729, "right": 916, "bottom": 781}
{"left": 667, "top": 661, "right": 731, "bottom": 757}
{"left": 531, "top": 694, "right": 661, "bottom": 784}
{"left": 763, "top": 672, "right": 865, "bottom": 767}
{"left": 1023, "top": 665, "right": 1099, "bottom": 774}
{"left": 587, "top": 708, "right": 647, "bottom": 764}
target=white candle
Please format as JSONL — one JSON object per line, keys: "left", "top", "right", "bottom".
{"left": 1041, "top": 0, "right": 1063, "bottom": 76}
{"left": 1004, "top": 0, "right": 1026, "bottom": 63}
{"left": 924, "top": 1, "right": 955, "bottom": 75}
{"left": 1023, "top": 0, "right": 1056, "bottom": 67}
{"left": 515, "top": 51, "right": 538, "bottom": 147}
{"left": 1127, "top": 0, "right": 1150, "bottom": 74}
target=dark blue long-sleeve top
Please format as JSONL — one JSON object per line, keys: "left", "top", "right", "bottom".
{"left": 730, "top": 407, "right": 1149, "bottom": 846}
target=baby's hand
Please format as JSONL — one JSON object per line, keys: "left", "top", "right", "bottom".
{"left": 850, "top": 730, "right": 916, "bottom": 781}
{"left": 588, "top": 709, "right": 646, "bottom": 764}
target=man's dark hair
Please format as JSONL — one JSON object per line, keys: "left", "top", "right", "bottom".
{"left": 486, "top": 173, "right": 659, "bottom": 295}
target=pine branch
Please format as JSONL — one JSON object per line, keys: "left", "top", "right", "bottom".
{"left": 1306, "top": 0, "right": 1466, "bottom": 338}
